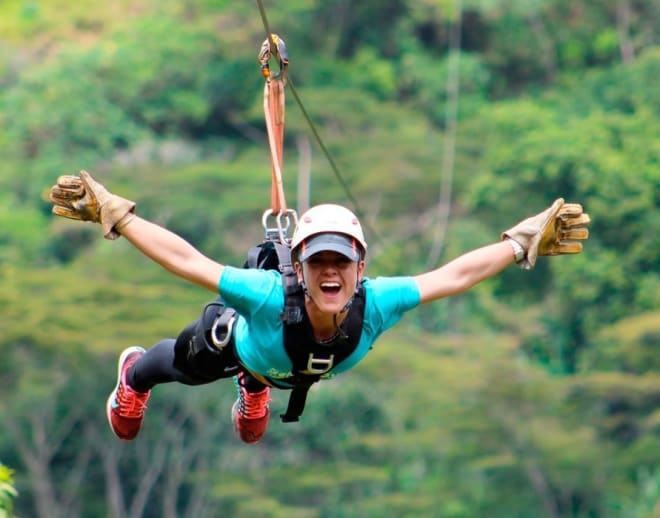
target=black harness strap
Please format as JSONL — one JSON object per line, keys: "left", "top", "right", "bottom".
{"left": 245, "top": 240, "right": 285, "bottom": 271}
{"left": 279, "top": 286, "right": 365, "bottom": 422}
{"left": 281, "top": 385, "right": 312, "bottom": 423}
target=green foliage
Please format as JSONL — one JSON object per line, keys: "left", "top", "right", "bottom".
{"left": 399, "top": 45, "right": 491, "bottom": 125}
{"left": 0, "top": 463, "right": 17, "bottom": 517}
{"left": 455, "top": 53, "right": 660, "bottom": 372}
{"left": 582, "top": 311, "right": 660, "bottom": 374}
{"left": 0, "top": 196, "right": 51, "bottom": 264}
{"left": 303, "top": 47, "right": 398, "bottom": 100}
{"left": 0, "top": 46, "right": 147, "bottom": 198}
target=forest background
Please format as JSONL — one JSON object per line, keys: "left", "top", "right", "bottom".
{"left": 0, "top": 0, "right": 658, "bottom": 517}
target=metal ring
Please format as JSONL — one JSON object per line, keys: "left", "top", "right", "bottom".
{"left": 210, "top": 315, "right": 235, "bottom": 350}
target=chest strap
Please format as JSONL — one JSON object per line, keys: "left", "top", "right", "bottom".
{"left": 279, "top": 286, "right": 365, "bottom": 422}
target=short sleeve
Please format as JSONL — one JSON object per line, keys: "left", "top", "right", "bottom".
{"left": 218, "top": 266, "right": 284, "bottom": 317}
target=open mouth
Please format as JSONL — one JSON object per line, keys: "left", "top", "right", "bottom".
{"left": 320, "top": 281, "right": 341, "bottom": 295}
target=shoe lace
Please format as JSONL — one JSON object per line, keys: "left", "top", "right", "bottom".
{"left": 116, "top": 383, "right": 149, "bottom": 418}
{"left": 238, "top": 386, "right": 270, "bottom": 419}
{"left": 116, "top": 357, "right": 149, "bottom": 418}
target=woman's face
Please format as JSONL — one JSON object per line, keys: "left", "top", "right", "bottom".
{"left": 295, "top": 251, "right": 365, "bottom": 314}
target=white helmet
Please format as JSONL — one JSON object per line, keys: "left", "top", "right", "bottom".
{"left": 291, "top": 204, "right": 367, "bottom": 262}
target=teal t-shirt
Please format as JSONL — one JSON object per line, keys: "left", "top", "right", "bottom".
{"left": 218, "top": 266, "right": 420, "bottom": 383}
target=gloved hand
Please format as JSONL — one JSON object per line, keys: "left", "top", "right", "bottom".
{"left": 502, "top": 198, "right": 591, "bottom": 269}
{"left": 49, "top": 170, "right": 136, "bottom": 240}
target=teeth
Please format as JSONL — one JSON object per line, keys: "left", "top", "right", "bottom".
{"left": 321, "top": 282, "right": 340, "bottom": 288}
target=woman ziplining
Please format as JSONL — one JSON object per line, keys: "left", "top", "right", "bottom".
{"left": 46, "top": 35, "right": 591, "bottom": 445}
{"left": 48, "top": 177, "right": 590, "bottom": 444}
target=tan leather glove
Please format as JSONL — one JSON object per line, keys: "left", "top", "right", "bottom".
{"left": 49, "top": 170, "right": 136, "bottom": 240}
{"left": 502, "top": 198, "right": 591, "bottom": 269}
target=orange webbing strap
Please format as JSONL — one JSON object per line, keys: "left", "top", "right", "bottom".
{"left": 259, "top": 34, "right": 289, "bottom": 216}
{"left": 265, "top": 78, "right": 286, "bottom": 215}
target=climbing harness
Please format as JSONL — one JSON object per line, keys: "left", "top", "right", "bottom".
{"left": 172, "top": 299, "right": 240, "bottom": 382}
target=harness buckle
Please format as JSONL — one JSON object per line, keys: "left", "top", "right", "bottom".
{"left": 303, "top": 354, "right": 335, "bottom": 375}
{"left": 279, "top": 305, "right": 303, "bottom": 324}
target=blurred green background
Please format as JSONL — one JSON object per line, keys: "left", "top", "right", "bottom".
{"left": 0, "top": 0, "right": 658, "bottom": 516}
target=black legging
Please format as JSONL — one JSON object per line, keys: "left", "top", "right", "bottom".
{"left": 128, "top": 338, "right": 201, "bottom": 392}
{"left": 127, "top": 317, "right": 265, "bottom": 394}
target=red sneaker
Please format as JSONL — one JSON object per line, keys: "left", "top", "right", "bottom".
{"left": 232, "top": 371, "right": 270, "bottom": 444}
{"left": 106, "top": 346, "right": 151, "bottom": 441}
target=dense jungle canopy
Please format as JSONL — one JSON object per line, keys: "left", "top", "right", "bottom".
{"left": 0, "top": 0, "right": 659, "bottom": 516}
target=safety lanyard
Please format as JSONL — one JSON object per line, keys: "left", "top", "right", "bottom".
{"left": 258, "top": 34, "right": 297, "bottom": 244}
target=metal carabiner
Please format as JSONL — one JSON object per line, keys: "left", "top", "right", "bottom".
{"left": 262, "top": 208, "right": 298, "bottom": 244}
